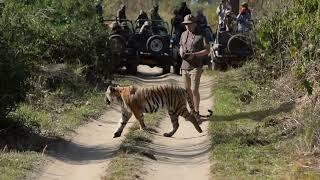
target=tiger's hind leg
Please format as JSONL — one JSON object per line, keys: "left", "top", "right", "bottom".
{"left": 114, "top": 109, "right": 132, "bottom": 138}
{"left": 179, "top": 107, "right": 202, "bottom": 133}
{"left": 163, "top": 111, "right": 179, "bottom": 137}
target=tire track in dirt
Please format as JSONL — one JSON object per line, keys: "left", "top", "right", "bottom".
{"left": 37, "top": 66, "right": 175, "bottom": 180}
{"left": 141, "top": 75, "right": 214, "bottom": 180}
{"left": 37, "top": 65, "right": 214, "bottom": 180}
{"left": 37, "top": 106, "right": 132, "bottom": 180}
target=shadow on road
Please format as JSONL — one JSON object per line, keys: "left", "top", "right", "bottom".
{"left": 203, "top": 101, "right": 296, "bottom": 122}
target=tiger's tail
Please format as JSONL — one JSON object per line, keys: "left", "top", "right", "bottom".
{"left": 185, "top": 90, "right": 213, "bottom": 118}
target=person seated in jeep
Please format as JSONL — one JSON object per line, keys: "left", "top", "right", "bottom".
{"left": 150, "top": 5, "right": 163, "bottom": 26}
{"left": 178, "top": 2, "right": 192, "bottom": 19}
{"left": 136, "top": 10, "right": 149, "bottom": 28}
{"left": 237, "top": 2, "right": 252, "bottom": 32}
{"left": 95, "top": 1, "right": 103, "bottom": 23}
{"left": 196, "top": 9, "right": 208, "bottom": 29}
{"left": 139, "top": 21, "right": 152, "bottom": 36}
{"left": 109, "top": 22, "right": 122, "bottom": 35}
{"left": 117, "top": 4, "right": 127, "bottom": 23}
{"left": 216, "top": 0, "right": 232, "bottom": 31}
{"left": 120, "top": 22, "right": 132, "bottom": 40}
{"left": 171, "top": 8, "right": 184, "bottom": 45}
{"left": 196, "top": 9, "right": 214, "bottom": 42}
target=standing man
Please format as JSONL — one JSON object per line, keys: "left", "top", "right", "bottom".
{"left": 117, "top": 4, "right": 126, "bottom": 23}
{"left": 179, "top": 14, "right": 210, "bottom": 115}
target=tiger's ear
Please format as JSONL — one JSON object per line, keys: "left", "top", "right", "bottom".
{"left": 107, "top": 85, "right": 115, "bottom": 92}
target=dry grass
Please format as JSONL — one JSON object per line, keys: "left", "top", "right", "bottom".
{"left": 103, "top": 112, "right": 164, "bottom": 180}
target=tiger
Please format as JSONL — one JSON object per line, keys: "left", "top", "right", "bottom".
{"left": 105, "top": 84, "right": 212, "bottom": 138}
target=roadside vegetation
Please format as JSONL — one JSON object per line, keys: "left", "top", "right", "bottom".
{"left": 209, "top": 0, "right": 320, "bottom": 178}
{"left": 2, "top": 0, "right": 320, "bottom": 179}
{"left": 0, "top": 0, "right": 111, "bottom": 179}
{"left": 0, "top": 0, "right": 215, "bottom": 179}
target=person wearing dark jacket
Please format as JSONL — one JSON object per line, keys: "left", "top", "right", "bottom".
{"left": 150, "top": 5, "right": 163, "bottom": 26}
{"left": 178, "top": 2, "right": 192, "bottom": 18}
{"left": 195, "top": 9, "right": 208, "bottom": 28}
{"left": 95, "top": 1, "right": 103, "bottom": 23}
{"left": 117, "top": 4, "right": 127, "bottom": 23}
{"left": 237, "top": 2, "right": 252, "bottom": 32}
{"left": 136, "top": 10, "right": 149, "bottom": 27}
{"left": 171, "top": 8, "right": 184, "bottom": 43}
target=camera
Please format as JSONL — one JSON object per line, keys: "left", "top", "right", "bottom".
{"left": 182, "top": 50, "right": 190, "bottom": 59}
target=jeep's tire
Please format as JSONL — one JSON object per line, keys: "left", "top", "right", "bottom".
{"left": 173, "top": 64, "right": 181, "bottom": 75}
{"left": 108, "top": 35, "right": 126, "bottom": 54}
{"left": 146, "top": 35, "right": 165, "bottom": 54}
{"left": 126, "top": 64, "right": 138, "bottom": 74}
{"left": 227, "top": 34, "right": 252, "bottom": 56}
{"left": 162, "top": 65, "right": 171, "bottom": 74}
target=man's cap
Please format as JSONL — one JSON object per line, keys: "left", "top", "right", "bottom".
{"left": 182, "top": 14, "right": 196, "bottom": 24}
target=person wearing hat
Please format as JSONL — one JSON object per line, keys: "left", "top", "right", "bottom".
{"left": 237, "top": 2, "right": 252, "bottom": 32}
{"left": 117, "top": 4, "right": 127, "bottom": 23}
{"left": 179, "top": 14, "right": 210, "bottom": 116}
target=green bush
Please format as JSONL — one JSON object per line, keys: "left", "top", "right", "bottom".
{"left": 0, "top": 0, "right": 114, "bottom": 117}
{"left": 252, "top": 0, "right": 320, "bottom": 153}
{"left": 255, "top": 0, "right": 320, "bottom": 80}
{"left": 0, "top": 0, "right": 110, "bottom": 68}
{"left": 0, "top": 34, "right": 28, "bottom": 118}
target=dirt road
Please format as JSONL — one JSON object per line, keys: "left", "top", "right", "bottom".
{"left": 37, "top": 66, "right": 214, "bottom": 180}
{"left": 141, "top": 74, "right": 213, "bottom": 180}
{"left": 37, "top": 107, "right": 132, "bottom": 180}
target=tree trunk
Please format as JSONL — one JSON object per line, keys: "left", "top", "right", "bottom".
{"left": 229, "top": 0, "right": 239, "bottom": 14}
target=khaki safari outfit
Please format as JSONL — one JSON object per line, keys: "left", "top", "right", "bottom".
{"left": 179, "top": 14, "right": 210, "bottom": 113}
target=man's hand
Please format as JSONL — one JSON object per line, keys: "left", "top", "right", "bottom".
{"left": 184, "top": 52, "right": 195, "bottom": 62}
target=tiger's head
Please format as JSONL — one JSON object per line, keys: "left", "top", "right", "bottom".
{"left": 105, "top": 85, "right": 119, "bottom": 105}
{"left": 105, "top": 85, "right": 137, "bottom": 105}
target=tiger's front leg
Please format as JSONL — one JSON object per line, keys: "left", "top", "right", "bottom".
{"left": 163, "top": 111, "right": 179, "bottom": 137}
{"left": 132, "top": 110, "right": 147, "bottom": 131}
{"left": 113, "top": 109, "right": 132, "bottom": 138}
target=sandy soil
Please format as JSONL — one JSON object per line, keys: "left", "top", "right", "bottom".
{"left": 37, "top": 65, "right": 214, "bottom": 180}
{"left": 141, "top": 73, "right": 214, "bottom": 180}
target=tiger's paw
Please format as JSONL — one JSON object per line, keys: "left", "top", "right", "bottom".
{"left": 113, "top": 131, "right": 122, "bottom": 138}
{"left": 163, "top": 133, "right": 173, "bottom": 137}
